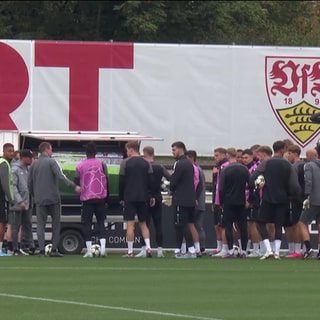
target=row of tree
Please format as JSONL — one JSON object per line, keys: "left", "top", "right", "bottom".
{"left": 0, "top": 1, "right": 319, "bottom": 46}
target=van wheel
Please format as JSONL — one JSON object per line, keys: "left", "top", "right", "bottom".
{"left": 58, "top": 230, "right": 83, "bottom": 255}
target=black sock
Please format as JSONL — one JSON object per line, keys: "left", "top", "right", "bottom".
{"left": 7, "top": 241, "right": 13, "bottom": 251}
{"left": 304, "top": 240, "right": 311, "bottom": 251}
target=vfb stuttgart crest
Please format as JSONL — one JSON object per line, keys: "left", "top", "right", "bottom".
{"left": 265, "top": 56, "right": 320, "bottom": 147}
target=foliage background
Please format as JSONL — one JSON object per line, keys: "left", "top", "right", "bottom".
{"left": 0, "top": 1, "right": 320, "bottom": 46}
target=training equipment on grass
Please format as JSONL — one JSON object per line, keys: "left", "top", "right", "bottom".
{"left": 91, "top": 244, "right": 101, "bottom": 257}
{"left": 45, "top": 243, "right": 53, "bottom": 256}
{"left": 233, "top": 245, "right": 240, "bottom": 258}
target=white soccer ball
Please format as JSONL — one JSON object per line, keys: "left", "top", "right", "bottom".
{"left": 255, "top": 175, "right": 265, "bottom": 189}
{"left": 161, "top": 179, "right": 170, "bottom": 191}
{"left": 91, "top": 244, "right": 101, "bottom": 257}
{"left": 303, "top": 197, "right": 310, "bottom": 210}
{"left": 163, "top": 180, "right": 170, "bottom": 187}
{"left": 45, "top": 243, "right": 53, "bottom": 256}
{"left": 233, "top": 245, "right": 240, "bottom": 258}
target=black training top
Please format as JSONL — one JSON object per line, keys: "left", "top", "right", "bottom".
{"left": 119, "top": 156, "right": 154, "bottom": 202}
{"left": 150, "top": 162, "right": 171, "bottom": 201}
{"left": 170, "top": 155, "right": 196, "bottom": 207}
{"left": 219, "top": 162, "right": 249, "bottom": 206}
{"left": 250, "top": 156, "right": 301, "bottom": 204}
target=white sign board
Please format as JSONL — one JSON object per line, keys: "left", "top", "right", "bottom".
{"left": 1, "top": 40, "right": 319, "bottom": 155}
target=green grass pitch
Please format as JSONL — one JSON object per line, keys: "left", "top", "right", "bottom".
{"left": 0, "top": 253, "right": 319, "bottom": 320}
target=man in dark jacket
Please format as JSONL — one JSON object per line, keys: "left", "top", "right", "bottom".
{"left": 220, "top": 148, "right": 249, "bottom": 258}
{"left": 297, "top": 142, "right": 320, "bottom": 259}
{"left": 9, "top": 149, "right": 35, "bottom": 256}
{"left": 211, "top": 147, "right": 229, "bottom": 256}
{"left": 170, "top": 141, "right": 200, "bottom": 258}
{"left": 250, "top": 140, "right": 301, "bottom": 260}
{"left": 135, "top": 146, "right": 171, "bottom": 258}
{"left": 186, "top": 150, "right": 206, "bottom": 253}
{"left": 119, "top": 140, "right": 155, "bottom": 258}
{"left": 28, "top": 142, "right": 80, "bottom": 257}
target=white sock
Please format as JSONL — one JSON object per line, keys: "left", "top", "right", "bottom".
{"left": 140, "top": 245, "right": 146, "bottom": 254}
{"left": 288, "top": 242, "right": 294, "bottom": 253}
{"left": 188, "top": 246, "right": 195, "bottom": 254}
{"left": 144, "top": 238, "right": 151, "bottom": 250}
{"left": 260, "top": 241, "right": 266, "bottom": 253}
{"left": 238, "top": 239, "right": 242, "bottom": 249}
{"left": 274, "top": 240, "right": 281, "bottom": 256}
{"left": 246, "top": 240, "right": 252, "bottom": 252}
{"left": 157, "top": 247, "right": 163, "bottom": 255}
{"left": 295, "top": 243, "right": 301, "bottom": 253}
{"left": 100, "top": 238, "right": 106, "bottom": 251}
{"left": 270, "top": 241, "right": 275, "bottom": 252}
{"left": 86, "top": 241, "right": 92, "bottom": 251}
{"left": 217, "top": 240, "right": 222, "bottom": 251}
{"left": 263, "top": 239, "right": 272, "bottom": 253}
{"left": 228, "top": 249, "right": 233, "bottom": 255}
{"left": 253, "top": 243, "right": 260, "bottom": 253}
{"left": 181, "top": 242, "right": 187, "bottom": 254}
{"left": 194, "top": 242, "right": 200, "bottom": 253}
{"left": 222, "top": 244, "right": 228, "bottom": 253}
{"left": 0, "top": 242, "right": 3, "bottom": 252}
{"left": 318, "top": 243, "right": 320, "bottom": 251}
{"left": 127, "top": 241, "right": 133, "bottom": 254}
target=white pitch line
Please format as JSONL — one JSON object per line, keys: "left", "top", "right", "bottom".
{"left": 0, "top": 293, "right": 222, "bottom": 320}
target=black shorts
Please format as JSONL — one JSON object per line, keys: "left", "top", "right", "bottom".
{"left": 258, "top": 201, "right": 287, "bottom": 225}
{"left": 174, "top": 206, "right": 195, "bottom": 225}
{"left": 213, "top": 205, "right": 224, "bottom": 226}
{"left": 81, "top": 199, "right": 106, "bottom": 223}
{"left": 123, "top": 201, "right": 148, "bottom": 222}
{"left": 300, "top": 205, "right": 320, "bottom": 225}
{"left": 284, "top": 200, "right": 302, "bottom": 227}
{"left": 246, "top": 206, "right": 259, "bottom": 222}
{"left": 222, "top": 204, "right": 246, "bottom": 225}
{"left": 0, "top": 197, "right": 8, "bottom": 223}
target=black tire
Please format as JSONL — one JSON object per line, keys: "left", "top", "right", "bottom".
{"left": 58, "top": 229, "right": 84, "bottom": 255}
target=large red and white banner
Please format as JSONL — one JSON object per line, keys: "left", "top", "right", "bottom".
{"left": 1, "top": 40, "right": 320, "bottom": 155}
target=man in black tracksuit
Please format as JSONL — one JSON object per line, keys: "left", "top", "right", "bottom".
{"left": 170, "top": 141, "right": 200, "bottom": 257}
{"left": 211, "top": 148, "right": 228, "bottom": 255}
{"left": 219, "top": 148, "right": 249, "bottom": 258}
{"left": 119, "top": 140, "right": 155, "bottom": 258}
{"left": 250, "top": 140, "right": 301, "bottom": 260}
{"left": 135, "top": 146, "right": 171, "bottom": 258}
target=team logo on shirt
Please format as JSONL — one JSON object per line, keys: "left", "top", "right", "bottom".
{"left": 265, "top": 56, "right": 320, "bottom": 147}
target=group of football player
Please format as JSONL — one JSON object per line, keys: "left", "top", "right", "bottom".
{"left": 209, "top": 139, "right": 320, "bottom": 260}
